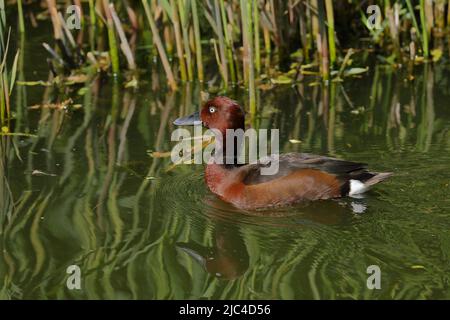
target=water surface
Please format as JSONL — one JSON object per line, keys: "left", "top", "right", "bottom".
{"left": 1, "top": 33, "right": 450, "bottom": 299}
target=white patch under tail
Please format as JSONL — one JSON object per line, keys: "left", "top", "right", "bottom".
{"left": 348, "top": 172, "right": 393, "bottom": 196}
{"left": 349, "top": 179, "right": 367, "bottom": 196}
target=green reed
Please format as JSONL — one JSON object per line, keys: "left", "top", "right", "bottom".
{"left": 324, "top": 0, "right": 336, "bottom": 67}
{"left": 419, "top": 0, "right": 430, "bottom": 58}
{"left": 240, "top": 0, "right": 256, "bottom": 114}
{"left": 178, "top": 0, "right": 193, "bottom": 81}
{"left": 17, "top": 0, "right": 24, "bottom": 33}
{"left": 1, "top": 0, "right": 19, "bottom": 128}
{"left": 142, "top": 0, "right": 177, "bottom": 90}
{"left": 214, "top": 0, "right": 229, "bottom": 87}
{"left": 103, "top": 0, "right": 120, "bottom": 76}
{"left": 7, "top": 0, "right": 450, "bottom": 110}
{"left": 169, "top": 0, "right": 188, "bottom": 82}
{"left": 191, "top": 0, "right": 204, "bottom": 82}
{"left": 219, "top": 0, "right": 236, "bottom": 84}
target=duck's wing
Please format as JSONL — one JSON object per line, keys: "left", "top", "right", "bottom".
{"left": 240, "top": 153, "right": 368, "bottom": 185}
{"left": 241, "top": 153, "right": 370, "bottom": 185}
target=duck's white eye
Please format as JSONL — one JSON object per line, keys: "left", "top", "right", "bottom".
{"left": 209, "top": 106, "right": 216, "bottom": 113}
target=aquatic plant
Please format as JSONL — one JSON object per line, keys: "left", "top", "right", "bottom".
{"left": 5, "top": 0, "right": 450, "bottom": 112}
{"left": 1, "top": 0, "right": 19, "bottom": 129}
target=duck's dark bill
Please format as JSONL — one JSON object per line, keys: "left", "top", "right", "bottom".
{"left": 173, "top": 111, "right": 201, "bottom": 126}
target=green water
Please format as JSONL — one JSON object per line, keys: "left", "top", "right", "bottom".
{"left": 1, "top": 31, "right": 450, "bottom": 299}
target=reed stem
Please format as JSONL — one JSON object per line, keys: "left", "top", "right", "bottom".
{"left": 17, "top": 0, "right": 25, "bottom": 33}
{"left": 170, "top": 0, "right": 187, "bottom": 81}
{"left": 219, "top": 0, "right": 236, "bottom": 84}
{"left": 240, "top": 0, "right": 256, "bottom": 113}
{"left": 191, "top": 0, "right": 204, "bottom": 82}
{"left": 142, "top": 0, "right": 177, "bottom": 90}
{"left": 177, "top": 0, "right": 193, "bottom": 81}
{"left": 214, "top": 0, "right": 228, "bottom": 87}
{"left": 405, "top": 0, "right": 423, "bottom": 44}
{"left": 88, "top": 0, "right": 97, "bottom": 26}
{"left": 324, "top": 0, "right": 336, "bottom": 67}
{"left": 253, "top": 0, "right": 261, "bottom": 76}
{"left": 420, "top": 0, "right": 430, "bottom": 58}
{"left": 102, "top": 0, "right": 120, "bottom": 76}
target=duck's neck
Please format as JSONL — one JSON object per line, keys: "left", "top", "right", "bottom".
{"left": 205, "top": 123, "right": 246, "bottom": 196}
{"left": 212, "top": 126, "right": 246, "bottom": 166}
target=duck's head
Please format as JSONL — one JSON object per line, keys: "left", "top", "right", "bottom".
{"left": 174, "top": 96, "right": 245, "bottom": 134}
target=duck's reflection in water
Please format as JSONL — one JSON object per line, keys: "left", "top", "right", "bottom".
{"left": 177, "top": 195, "right": 367, "bottom": 280}
{"left": 176, "top": 223, "right": 249, "bottom": 280}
